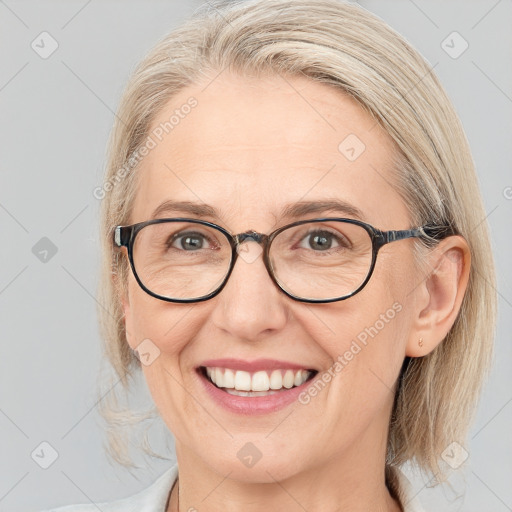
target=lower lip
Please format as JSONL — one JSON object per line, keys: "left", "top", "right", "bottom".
{"left": 197, "top": 368, "right": 316, "bottom": 415}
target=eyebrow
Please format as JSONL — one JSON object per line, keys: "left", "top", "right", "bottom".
{"left": 150, "top": 199, "right": 365, "bottom": 223}
{"left": 150, "top": 200, "right": 222, "bottom": 221}
{"left": 280, "top": 200, "right": 364, "bottom": 220}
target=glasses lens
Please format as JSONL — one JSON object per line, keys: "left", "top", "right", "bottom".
{"left": 269, "top": 220, "right": 373, "bottom": 301}
{"left": 132, "top": 221, "right": 232, "bottom": 300}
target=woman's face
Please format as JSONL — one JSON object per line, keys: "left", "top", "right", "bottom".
{"left": 122, "top": 73, "right": 421, "bottom": 482}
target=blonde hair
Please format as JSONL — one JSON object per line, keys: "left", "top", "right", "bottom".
{"left": 96, "top": 0, "right": 496, "bottom": 485}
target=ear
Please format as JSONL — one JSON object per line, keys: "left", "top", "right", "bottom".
{"left": 406, "top": 235, "right": 471, "bottom": 357}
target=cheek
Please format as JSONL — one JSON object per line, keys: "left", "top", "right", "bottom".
{"left": 124, "top": 275, "right": 203, "bottom": 357}
{"left": 124, "top": 277, "right": 206, "bottom": 435}
{"left": 305, "top": 282, "right": 407, "bottom": 362}
{"left": 301, "top": 258, "right": 412, "bottom": 406}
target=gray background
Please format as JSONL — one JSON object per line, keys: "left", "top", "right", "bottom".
{"left": 0, "top": 1, "right": 511, "bottom": 511}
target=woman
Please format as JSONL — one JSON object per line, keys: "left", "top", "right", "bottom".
{"left": 44, "top": 0, "right": 496, "bottom": 510}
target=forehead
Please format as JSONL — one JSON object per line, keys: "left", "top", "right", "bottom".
{"left": 131, "top": 73, "right": 409, "bottom": 230}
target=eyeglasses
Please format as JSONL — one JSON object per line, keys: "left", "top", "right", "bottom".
{"left": 114, "top": 217, "right": 453, "bottom": 304}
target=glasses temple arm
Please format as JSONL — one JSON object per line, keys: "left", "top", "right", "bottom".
{"left": 384, "top": 224, "right": 455, "bottom": 244}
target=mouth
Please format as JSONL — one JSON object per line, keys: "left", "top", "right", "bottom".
{"left": 198, "top": 366, "right": 318, "bottom": 397}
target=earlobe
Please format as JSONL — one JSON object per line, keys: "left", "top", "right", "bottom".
{"left": 406, "top": 236, "right": 471, "bottom": 357}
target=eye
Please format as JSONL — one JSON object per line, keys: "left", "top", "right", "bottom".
{"left": 168, "top": 231, "right": 214, "bottom": 251}
{"left": 298, "top": 229, "right": 349, "bottom": 251}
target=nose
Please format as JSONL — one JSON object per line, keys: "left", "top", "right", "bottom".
{"left": 209, "top": 240, "right": 288, "bottom": 341}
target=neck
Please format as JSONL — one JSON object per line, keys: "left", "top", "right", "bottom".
{"left": 167, "top": 426, "right": 403, "bottom": 512}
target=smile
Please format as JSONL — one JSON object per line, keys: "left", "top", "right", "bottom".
{"left": 196, "top": 359, "right": 319, "bottom": 414}
{"left": 203, "top": 367, "right": 315, "bottom": 396}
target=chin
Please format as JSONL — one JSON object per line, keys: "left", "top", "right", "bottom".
{"left": 199, "top": 440, "right": 307, "bottom": 484}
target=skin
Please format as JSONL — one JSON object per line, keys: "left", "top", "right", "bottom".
{"left": 119, "top": 72, "right": 470, "bottom": 512}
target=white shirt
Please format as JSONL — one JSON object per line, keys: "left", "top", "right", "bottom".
{"left": 41, "top": 464, "right": 426, "bottom": 511}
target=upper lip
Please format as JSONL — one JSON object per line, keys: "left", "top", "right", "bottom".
{"left": 199, "top": 358, "right": 317, "bottom": 372}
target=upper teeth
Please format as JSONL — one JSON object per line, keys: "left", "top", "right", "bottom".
{"left": 205, "top": 367, "right": 311, "bottom": 392}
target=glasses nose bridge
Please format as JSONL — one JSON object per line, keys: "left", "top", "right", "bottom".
{"left": 229, "top": 231, "right": 275, "bottom": 292}
{"left": 234, "top": 231, "right": 269, "bottom": 248}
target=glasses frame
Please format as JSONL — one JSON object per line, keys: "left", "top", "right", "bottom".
{"left": 114, "top": 217, "right": 454, "bottom": 304}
